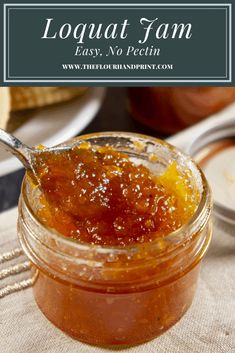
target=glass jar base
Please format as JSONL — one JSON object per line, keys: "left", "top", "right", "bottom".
{"left": 32, "top": 265, "right": 199, "bottom": 347}
{"left": 34, "top": 293, "right": 193, "bottom": 347}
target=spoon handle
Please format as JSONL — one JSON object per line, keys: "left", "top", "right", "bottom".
{"left": 0, "top": 129, "right": 32, "bottom": 170}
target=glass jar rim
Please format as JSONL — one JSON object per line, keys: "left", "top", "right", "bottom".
{"left": 21, "top": 131, "right": 212, "bottom": 256}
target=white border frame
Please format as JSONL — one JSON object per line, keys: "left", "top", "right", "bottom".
{"left": 3, "top": 3, "right": 232, "bottom": 83}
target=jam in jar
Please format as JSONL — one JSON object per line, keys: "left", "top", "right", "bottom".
{"left": 18, "top": 132, "right": 212, "bottom": 346}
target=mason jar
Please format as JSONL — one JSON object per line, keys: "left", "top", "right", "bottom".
{"left": 128, "top": 87, "right": 235, "bottom": 134}
{"left": 17, "top": 132, "right": 212, "bottom": 346}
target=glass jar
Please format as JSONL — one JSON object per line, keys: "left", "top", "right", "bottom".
{"left": 17, "top": 132, "right": 212, "bottom": 347}
{"left": 128, "top": 87, "right": 235, "bottom": 134}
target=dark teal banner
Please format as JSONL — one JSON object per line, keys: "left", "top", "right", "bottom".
{"left": 1, "top": 3, "right": 233, "bottom": 85}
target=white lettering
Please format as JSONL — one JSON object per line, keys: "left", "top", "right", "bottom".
{"left": 41, "top": 18, "right": 57, "bottom": 39}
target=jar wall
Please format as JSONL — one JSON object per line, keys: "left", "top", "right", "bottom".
{"left": 32, "top": 263, "right": 200, "bottom": 346}
{"left": 17, "top": 133, "right": 212, "bottom": 346}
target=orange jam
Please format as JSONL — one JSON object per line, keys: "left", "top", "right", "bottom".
{"left": 33, "top": 143, "right": 198, "bottom": 246}
{"left": 19, "top": 134, "right": 212, "bottom": 346}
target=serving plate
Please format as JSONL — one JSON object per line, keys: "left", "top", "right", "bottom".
{"left": 0, "top": 87, "right": 106, "bottom": 177}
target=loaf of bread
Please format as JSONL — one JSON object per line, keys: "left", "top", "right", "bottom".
{"left": 0, "top": 87, "right": 10, "bottom": 129}
{"left": 10, "top": 87, "right": 88, "bottom": 111}
{"left": 0, "top": 87, "right": 89, "bottom": 132}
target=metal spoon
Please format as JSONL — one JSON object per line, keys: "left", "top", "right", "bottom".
{"left": 0, "top": 129, "right": 70, "bottom": 183}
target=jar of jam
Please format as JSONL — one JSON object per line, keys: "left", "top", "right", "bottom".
{"left": 128, "top": 87, "right": 235, "bottom": 134}
{"left": 18, "top": 133, "right": 212, "bottom": 346}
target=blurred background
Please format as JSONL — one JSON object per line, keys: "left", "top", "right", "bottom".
{"left": 1, "top": 86, "right": 235, "bottom": 211}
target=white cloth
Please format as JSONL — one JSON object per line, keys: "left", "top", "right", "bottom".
{"left": 0, "top": 208, "right": 235, "bottom": 353}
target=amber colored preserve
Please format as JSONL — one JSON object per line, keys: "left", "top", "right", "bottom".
{"left": 18, "top": 133, "right": 212, "bottom": 346}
